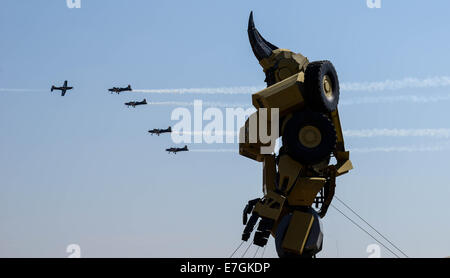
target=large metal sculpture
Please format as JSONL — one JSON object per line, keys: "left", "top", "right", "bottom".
{"left": 240, "top": 12, "right": 353, "bottom": 258}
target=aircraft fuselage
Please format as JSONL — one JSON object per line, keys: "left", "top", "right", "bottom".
{"left": 166, "top": 146, "right": 188, "bottom": 154}
{"left": 125, "top": 99, "right": 147, "bottom": 108}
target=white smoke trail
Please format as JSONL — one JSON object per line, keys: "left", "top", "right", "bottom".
{"left": 186, "top": 129, "right": 450, "bottom": 153}
{"left": 0, "top": 88, "right": 47, "bottom": 92}
{"left": 341, "top": 76, "right": 450, "bottom": 92}
{"left": 148, "top": 94, "right": 450, "bottom": 107}
{"left": 344, "top": 128, "right": 450, "bottom": 138}
{"left": 148, "top": 101, "right": 251, "bottom": 108}
{"left": 134, "top": 86, "right": 264, "bottom": 95}
{"left": 190, "top": 148, "right": 239, "bottom": 153}
{"left": 351, "top": 145, "right": 446, "bottom": 153}
{"left": 172, "top": 131, "right": 237, "bottom": 136}
{"left": 190, "top": 145, "right": 449, "bottom": 153}
{"left": 173, "top": 129, "right": 450, "bottom": 139}
{"left": 135, "top": 76, "right": 450, "bottom": 95}
{"left": 340, "top": 94, "right": 450, "bottom": 105}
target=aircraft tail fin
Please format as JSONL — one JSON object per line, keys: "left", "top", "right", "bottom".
{"left": 51, "top": 86, "right": 54, "bottom": 92}
{"left": 128, "top": 85, "right": 132, "bottom": 90}
{"left": 168, "top": 126, "right": 172, "bottom": 132}
{"left": 143, "top": 98, "right": 147, "bottom": 104}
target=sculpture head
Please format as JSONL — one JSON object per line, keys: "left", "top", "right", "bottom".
{"left": 248, "top": 12, "right": 309, "bottom": 86}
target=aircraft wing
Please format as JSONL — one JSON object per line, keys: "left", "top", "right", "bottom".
{"left": 63, "top": 80, "right": 68, "bottom": 87}
{"left": 61, "top": 89, "right": 67, "bottom": 96}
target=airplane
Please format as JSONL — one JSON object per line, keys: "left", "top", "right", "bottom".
{"left": 125, "top": 98, "right": 147, "bottom": 108}
{"left": 51, "top": 80, "right": 73, "bottom": 96}
{"left": 166, "top": 145, "right": 188, "bottom": 154}
{"left": 108, "top": 85, "right": 132, "bottom": 94}
{"left": 148, "top": 126, "right": 172, "bottom": 136}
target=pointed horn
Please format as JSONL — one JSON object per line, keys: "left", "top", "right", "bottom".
{"left": 248, "top": 11, "right": 278, "bottom": 61}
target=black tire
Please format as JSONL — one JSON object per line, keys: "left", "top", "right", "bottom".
{"left": 304, "top": 60, "right": 340, "bottom": 112}
{"left": 282, "top": 110, "right": 336, "bottom": 165}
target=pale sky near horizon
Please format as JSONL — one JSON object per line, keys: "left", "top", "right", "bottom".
{"left": 1, "top": 0, "right": 450, "bottom": 258}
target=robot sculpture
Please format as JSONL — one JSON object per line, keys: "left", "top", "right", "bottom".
{"left": 239, "top": 12, "right": 353, "bottom": 258}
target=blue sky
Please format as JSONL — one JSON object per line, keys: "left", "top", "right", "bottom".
{"left": 1, "top": 0, "right": 450, "bottom": 258}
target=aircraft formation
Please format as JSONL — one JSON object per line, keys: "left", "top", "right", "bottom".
{"left": 49, "top": 81, "right": 188, "bottom": 154}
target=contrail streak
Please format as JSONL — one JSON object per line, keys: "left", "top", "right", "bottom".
{"left": 0, "top": 88, "right": 47, "bottom": 93}
{"left": 173, "top": 128, "right": 450, "bottom": 139}
{"left": 148, "top": 101, "right": 251, "bottom": 108}
{"left": 147, "top": 94, "right": 450, "bottom": 108}
{"left": 134, "top": 86, "right": 264, "bottom": 95}
{"left": 149, "top": 93, "right": 450, "bottom": 108}
{"left": 351, "top": 145, "right": 446, "bottom": 153}
{"left": 341, "top": 76, "right": 450, "bottom": 92}
{"left": 344, "top": 128, "right": 450, "bottom": 138}
{"left": 190, "top": 149, "right": 239, "bottom": 153}
{"left": 189, "top": 145, "right": 449, "bottom": 153}
{"left": 135, "top": 76, "right": 450, "bottom": 95}
{"left": 340, "top": 94, "right": 450, "bottom": 105}
{"left": 172, "top": 131, "right": 237, "bottom": 136}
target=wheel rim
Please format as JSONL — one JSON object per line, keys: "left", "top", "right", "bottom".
{"left": 298, "top": 125, "right": 322, "bottom": 148}
{"left": 322, "top": 75, "right": 334, "bottom": 100}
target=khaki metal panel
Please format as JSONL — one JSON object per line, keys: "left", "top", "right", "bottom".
{"left": 263, "top": 155, "right": 277, "bottom": 194}
{"left": 238, "top": 113, "right": 272, "bottom": 162}
{"left": 252, "top": 73, "right": 305, "bottom": 117}
{"left": 331, "top": 110, "right": 353, "bottom": 176}
{"left": 330, "top": 109, "right": 345, "bottom": 151}
{"left": 336, "top": 159, "right": 354, "bottom": 176}
{"left": 282, "top": 211, "right": 314, "bottom": 254}
{"left": 253, "top": 191, "right": 286, "bottom": 220}
{"left": 277, "top": 154, "right": 303, "bottom": 193}
{"left": 239, "top": 143, "right": 265, "bottom": 162}
{"left": 287, "top": 177, "right": 327, "bottom": 206}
